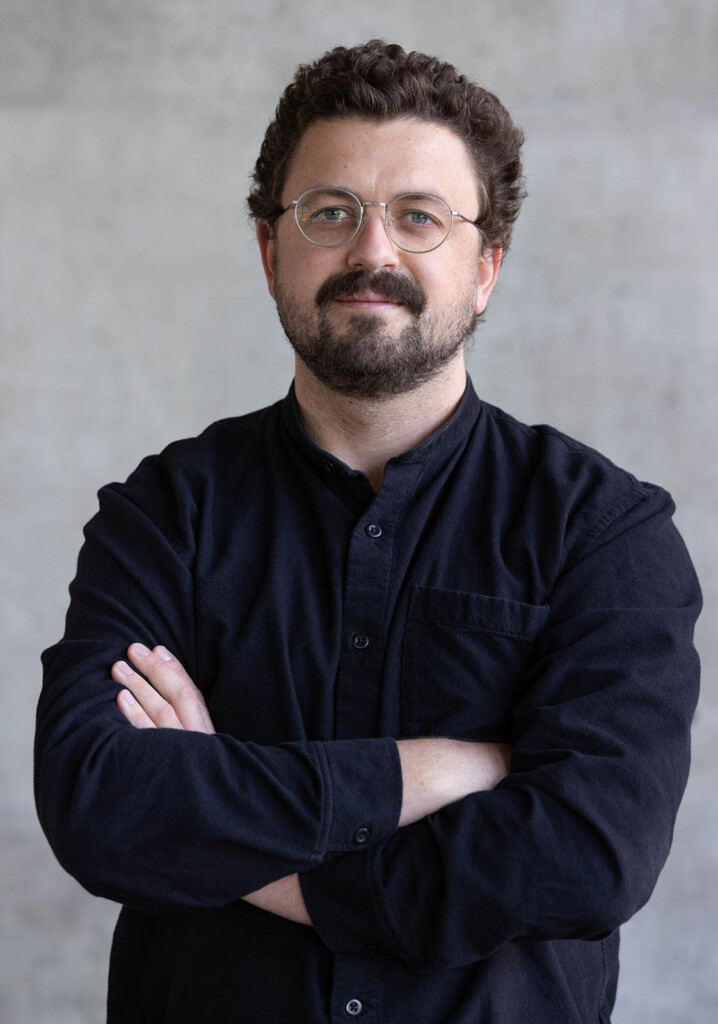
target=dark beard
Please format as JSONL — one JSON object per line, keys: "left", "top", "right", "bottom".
{"left": 275, "top": 269, "right": 479, "bottom": 400}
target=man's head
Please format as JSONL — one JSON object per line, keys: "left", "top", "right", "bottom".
{"left": 249, "top": 40, "right": 525, "bottom": 254}
{"left": 249, "top": 41, "right": 526, "bottom": 399}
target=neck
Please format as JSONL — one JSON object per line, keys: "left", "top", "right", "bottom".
{"left": 293, "top": 354, "right": 468, "bottom": 491}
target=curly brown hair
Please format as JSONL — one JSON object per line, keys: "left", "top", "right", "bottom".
{"left": 247, "top": 40, "right": 526, "bottom": 253}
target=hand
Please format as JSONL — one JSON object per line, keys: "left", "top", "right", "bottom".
{"left": 112, "top": 645, "right": 311, "bottom": 925}
{"left": 112, "top": 643, "right": 215, "bottom": 734}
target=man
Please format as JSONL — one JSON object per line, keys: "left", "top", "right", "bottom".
{"left": 36, "top": 40, "right": 701, "bottom": 1023}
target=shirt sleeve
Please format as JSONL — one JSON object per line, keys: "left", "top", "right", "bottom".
{"left": 35, "top": 452, "right": 401, "bottom": 914}
{"left": 300, "top": 485, "right": 702, "bottom": 968}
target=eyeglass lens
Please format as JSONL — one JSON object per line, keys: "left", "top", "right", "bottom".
{"left": 294, "top": 188, "right": 453, "bottom": 253}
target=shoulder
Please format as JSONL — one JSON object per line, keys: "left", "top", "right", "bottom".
{"left": 476, "top": 399, "right": 676, "bottom": 568}
{"left": 124, "top": 399, "right": 281, "bottom": 492}
{"left": 94, "top": 399, "right": 285, "bottom": 558}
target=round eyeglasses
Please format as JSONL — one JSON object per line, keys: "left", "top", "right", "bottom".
{"left": 279, "top": 187, "right": 483, "bottom": 254}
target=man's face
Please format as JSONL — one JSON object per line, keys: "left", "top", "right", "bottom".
{"left": 258, "top": 117, "right": 501, "bottom": 399}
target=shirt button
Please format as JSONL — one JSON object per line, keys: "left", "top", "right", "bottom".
{"left": 351, "top": 633, "right": 370, "bottom": 650}
{"left": 365, "top": 523, "right": 382, "bottom": 538}
{"left": 345, "top": 999, "right": 363, "bottom": 1016}
{"left": 320, "top": 458, "right": 334, "bottom": 473}
{"left": 353, "top": 826, "right": 370, "bottom": 844}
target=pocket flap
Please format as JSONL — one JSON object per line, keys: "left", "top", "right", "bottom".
{"left": 408, "top": 586, "right": 549, "bottom": 640}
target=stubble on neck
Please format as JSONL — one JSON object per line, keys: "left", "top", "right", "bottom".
{"left": 293, "top": 350, "right": 468, "bottom": 491}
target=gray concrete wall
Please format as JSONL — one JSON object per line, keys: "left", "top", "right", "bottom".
{"left": 2, "top": 1, "right": 716, "bottom": 1020}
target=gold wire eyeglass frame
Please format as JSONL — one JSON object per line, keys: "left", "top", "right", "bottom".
{"left": 278, "top": 186, "right": 484, "bottom": 254}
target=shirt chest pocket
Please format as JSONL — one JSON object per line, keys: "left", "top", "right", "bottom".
{"left": 400, "top": 586, "right": 549, "bottom": 741}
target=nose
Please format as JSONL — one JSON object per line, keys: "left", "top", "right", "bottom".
{"left": 345, "top": 203, "right": 401, "bottom": 272}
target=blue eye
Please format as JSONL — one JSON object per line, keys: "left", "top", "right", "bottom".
{"left": 313, "top": 207, "right": 351, "bottom": 223}
{"left": 390, "top": 206, "right": 443, "bottom": 231}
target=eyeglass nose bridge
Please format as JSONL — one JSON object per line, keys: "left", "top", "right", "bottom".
{"left": 351, "top": 200, "right": 390, "bottom": 244}
{"left": 347, "top": 198, "right": 456, "bottom": 253}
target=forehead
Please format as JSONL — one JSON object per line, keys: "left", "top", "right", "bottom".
{"left": 282, "top": 116, "right": 479, "bottom": 208}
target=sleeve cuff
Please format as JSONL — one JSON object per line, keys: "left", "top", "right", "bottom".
{"left": 300, "top": 843, "right": 390, "bottom": 955}
{"left": 300, "top": 818, "right": 436, "bottom": 961}
{"left": 314, "top": 737, "right": 402, "bottom": 853}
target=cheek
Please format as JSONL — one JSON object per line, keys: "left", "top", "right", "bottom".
{"left": 275, "top": 243, "right": 339, "bottom": 298}
{"left": 422, "top": 257, "right": 480, "bottom": 308}
{"left": 274, "top": 257, "right": 309, "bottom": 301}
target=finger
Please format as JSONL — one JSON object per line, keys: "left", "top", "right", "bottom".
{"left": 111, "top": 658, "right": 183, "bottom": 729}
{"left": 126, "top": 644, "right": 215, "bottom": 734}
{"left": 116, "top": 686, "right": 157, "bottom": 730}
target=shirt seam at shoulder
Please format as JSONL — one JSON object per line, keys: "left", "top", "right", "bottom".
{"left": 111, "top": 481, "right": 194, "bottom": 568}
{"left": 567, "top": 485, "right": 663, "bottom": 569}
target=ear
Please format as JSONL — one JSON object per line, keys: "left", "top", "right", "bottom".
{"left": 256, "top": 220, "right": 277, "bottom": 298}
{"left": 474, "top": 248, "right": 503, "bottom": 316}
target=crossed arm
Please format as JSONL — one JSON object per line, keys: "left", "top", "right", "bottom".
{"left": 112, "top": 642, "right": 512, "bottom": 927}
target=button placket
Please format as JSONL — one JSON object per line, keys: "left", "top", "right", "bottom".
{"left": 331, "top": 954, "right": 379, "bottom": 1023}
{"left": 333, "top": 470, "right": 420, "bottom": 739}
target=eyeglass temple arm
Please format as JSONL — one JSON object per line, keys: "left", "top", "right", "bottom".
{"left": 453, "top": 211, "right": 483, "bottom": 227}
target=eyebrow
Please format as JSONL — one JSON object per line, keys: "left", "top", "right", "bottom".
{"left": 300, "top": 185, "right": 453, "bottom": 202}
{"left": 309, "top": 186, "right": 361, "bottom": 197}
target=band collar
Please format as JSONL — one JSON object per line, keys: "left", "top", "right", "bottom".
{"left": 280, "top": 374, "right": 482, "bottom": 486}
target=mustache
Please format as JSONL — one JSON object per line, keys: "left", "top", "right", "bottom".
{"left": 315, "top": 270, "right": 426, "bottom": 316}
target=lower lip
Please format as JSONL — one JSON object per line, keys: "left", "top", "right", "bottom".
{"left": 334, "top": 299, "right": 404, "bottom": 311}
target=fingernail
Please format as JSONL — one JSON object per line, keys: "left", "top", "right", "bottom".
{"left": 115, "top": 661, "right": 133, "bottom": 676}
{"left": 118, "top": 688, "right": 136, "bottom": 705}
{"left": 132, "top": 643, "right": 150, "bottom": 657}
{"left": 155, "top": 646, "right": 172, "bottom": 662}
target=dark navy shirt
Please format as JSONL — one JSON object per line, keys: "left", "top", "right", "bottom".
{"left": 36, "top": 377, "right": 701, "bottom": 1023}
